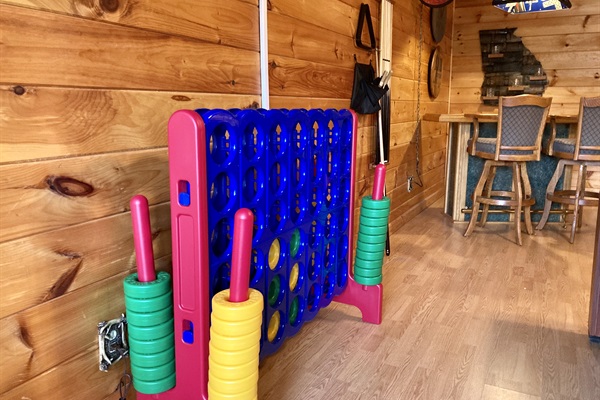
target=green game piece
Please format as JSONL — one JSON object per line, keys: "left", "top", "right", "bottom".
{"left": 129, "top": 347, "right": 174, "bottom": 368}
{"left": 353, "top": 266, "right": 382, "bottom": 278}
{"left": 128, "top": 318, "right": 174, "bottom": 342}
{"left": 125, "top": 290, "right": 173, "bottom": 313}
{"left": 354, "top": 256, "right": 384, "bottom": 270}
{"left": 358, "top": 223, "right": 388, "bottom": 235}
{"left": 132, "top": 371, "right": 176, "bottom": 395}
{"left": 124, "top": 271, "right": 172, "bottom": 299}
{"left": 353, "top": 273, "right": 382, "bottom": 285}
{"left": 268, "top": 275, "right": 282, "bottom": 307}
{"left": 128, "top": 332, "right": 174, "bottom": 355}
{"left": 289, "top": 296, "right": 299, "bottom": 326}
{"left": 290, "top": 229, "right": 301, "bottom": 258}
{"left": 126, "top": 305, "right": 173, "bottom": 328}
{"left": 361, "top": 196, "right": 391, "bottom": 210}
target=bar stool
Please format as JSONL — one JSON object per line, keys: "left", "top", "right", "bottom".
{"left": 464, "top": 95, "right": 552, "bottom": 245}
{"left": 536, "top": 97, "right": 600, "bottom": 243}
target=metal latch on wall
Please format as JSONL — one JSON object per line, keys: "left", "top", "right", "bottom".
{"left": 98, "top": 314, "right": 128, "bottom": 371}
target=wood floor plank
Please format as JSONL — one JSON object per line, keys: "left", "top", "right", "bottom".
{"left": 258, "top": 201, "right": 600, "bottom": 399}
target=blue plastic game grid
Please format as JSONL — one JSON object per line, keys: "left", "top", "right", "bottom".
{"left": 199, "top": 108, "right": 356, "bottom": 357}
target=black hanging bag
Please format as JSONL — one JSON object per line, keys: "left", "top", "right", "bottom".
{"left": 350, "top": 4, "right": 388, "bottom": 114}
{"left": 350, "top": 62, "right": 387, "bottom": 114}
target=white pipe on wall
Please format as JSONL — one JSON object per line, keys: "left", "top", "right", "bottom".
{"left": 259, "top": 0, "right": 270, "bottom": 109}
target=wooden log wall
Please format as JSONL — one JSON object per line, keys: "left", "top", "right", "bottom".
{"left": 451, "top": 0, "right": 600, "bottom": 115}
{"left": 0, "top": 0, "right": 451, "bottom": 398}
{"left": 385, "top": 1, "right": 452, "bottom": 234}
{"left": 0, "top": 0, "right": 259, "bottom": 399}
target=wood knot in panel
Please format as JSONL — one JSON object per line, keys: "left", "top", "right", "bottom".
{"left": 12, "top": 85, "right": 26, "bottom": 95}
{"left": 100, "top": 0, "right": 120, "bottom": 13}
{"left": 46, "top": 175, "right": 94, "bottom": 197}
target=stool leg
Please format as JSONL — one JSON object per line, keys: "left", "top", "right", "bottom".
{"left": 570, "top": 164, "right": 586, "bottom": 243}
{"left": 465, "top": 160, "right": 492, "bottom": 238}
{"left": 537, "top": 159, "right": 567, "bottom": 230}
{"left": 512, "top": 162, "right": 523, "bottom": 246}
{"left": 480, "top": 166, "right": 497, "bottom": 227}
{"left": 520, "top": 162, "right": 534, "bottom": 235}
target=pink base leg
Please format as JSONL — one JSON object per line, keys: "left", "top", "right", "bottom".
{"left": 334, "top": 277, "right": 383, "bottom": 324}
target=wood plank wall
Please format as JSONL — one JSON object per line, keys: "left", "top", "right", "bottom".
{"left": 451, "top": 0, "right": 600, "bottom": 115}
{"left": 385, "top": 1, "right": 452, "bottom": 234}
{"left": 450, "top": 0, "right": 600, "bottom": 190}
{"left": 0, "top": 1, "right": 259, "bottom": 399}
{"left": 0, "top": 0, "right": 451, "bottom": 398}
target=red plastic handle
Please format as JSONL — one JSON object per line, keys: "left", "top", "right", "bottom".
{"left": 372, "top": 164, "right": 386, "bottom": 200}
{"left": 229, "top": 209, "right": 254, "bottom": 303}
{"left": 130, "top": 195, "right": 157, "bottom": 283}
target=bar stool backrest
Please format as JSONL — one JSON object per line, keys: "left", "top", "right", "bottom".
{"left": 576, "top": 97, "right": 600, "bottom": 161}
{"left": 496, "top": 95, "right": 552, "bottom": 162}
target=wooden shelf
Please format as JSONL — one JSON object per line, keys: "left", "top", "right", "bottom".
{"left": 488, "top": 53, "right": 504, "bottom": 58}
{"left": 529, "top": 75, "right": 547, "bottom": 81}
{"left": 482, "top": 96, "right": 498, "bottom": 100}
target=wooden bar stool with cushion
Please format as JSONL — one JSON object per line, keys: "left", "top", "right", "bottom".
{"left": 464, "top": 95, "right": 552, "bottom": 245}
{"left": 536, "top": 96, "right": 600, "bottom": 243}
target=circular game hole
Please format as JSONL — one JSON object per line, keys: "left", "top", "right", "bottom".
{"left": 308, "top": 251, "right": 322, "bottom": 280}
{"left": 267, "top": 310, "right": 284, "bottom": 343}
{"left": 342, "top": 148, "right": 352, "bottom": 173}
{"left": 329, "top": 214, "right": 339, "bottom": 239}
{"left": 324, "top": 213, "right": 335, "bottom": 239}
{"left": 210, "top": 124, "right": 234, "bottom": 165}
{"left": 242, "top": 124, "right": 264, "bottom": 161}
{"left": 268, "top": 274, "right": 284, "bottom": 307}
{"left": 213, "top": 263, "right": 230, "bottom": 294}
{"left": 268, "top": 238, "right": 281, "bottom": 271}
{"left": 338, "top": 235, "right": 349, "bottom": 261}
{"left": 312, "top": 121, "right": 325, "bottom": 149}
{"left": 250, "top": 249, "right": 264, "bottom": 286}
{"left": 289, "top": 296, "right": 305, "bottom": 327}
{"left": 323, "top": 272, "right": 335, "bottom": 299}
{"left": 310, "top": 186, "right": 326, "bottom": 216}
{"left": 309, "top": 220, "right": 324, "bottom": 249}
{"left": 293, "top": 122, "right": 309, "bottom": 151}
{"left": 268, "top": 200, "right": 288, "bottom": 234}
{"left": 210, "top": 172, "right": 233, "bottom": 212}
{"left": 251, "top": 208, "right": 265, "bottom": 245}
{"left": 340, "top": 212, "right": 349, "bottom": 234}
{"left": 307, "top": 283, "right": 322, "bottom": 312}
{"left": 341, "top": 118, "right": 353, "bottom": 145}
{"left": 291, "top": 192, "right": 308, "bottom": 225}
{"left": 210, "top": 218, "right": 231, "bottom": 257}
{"left": 269, "top": 162, "right": 287, "bottom": 196}
{"left": 339, "top": 177, "right": 350, "bottom": 205}
{"left": 331, "top": 120, "right": 342, "bottom": 146}
{"left": 312, "top": 154, "right": 326, "bottom": 184}
{"left": 326, "top": 241, "right": 337, "bottom": 268}
{"left": 327, "top": 120, "right": 336, "bottom": 146}
{"left": 270, "top": 125, "right": 288, "bottom": 157}
{"left": 243, "top": 167, "right": 265, "bottom": 204}
{"left": 337, "top": 259, "right": 348, "bottom": 288}
{"left": 292, "top": 158, "right": 307, "bottom": 188}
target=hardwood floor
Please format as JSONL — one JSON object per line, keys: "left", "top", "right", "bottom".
{"left": 258, "top": 202, "right": 600, "bottom": 399}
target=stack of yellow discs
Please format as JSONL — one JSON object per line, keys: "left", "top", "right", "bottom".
{"left": 208, "top": 289, "right": 263, "bottom": 400}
